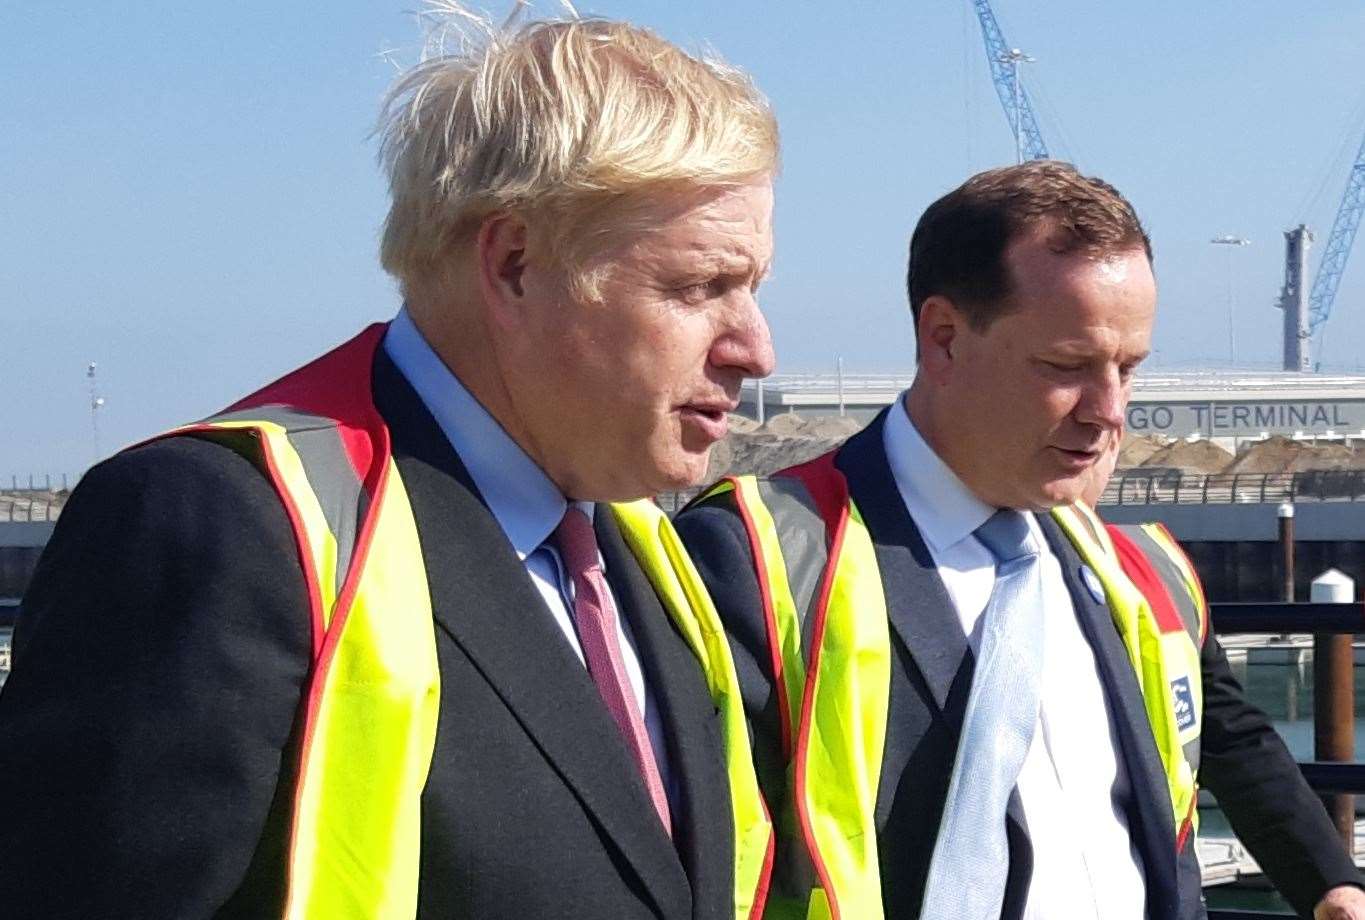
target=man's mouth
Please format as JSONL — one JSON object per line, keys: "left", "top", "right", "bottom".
{"left": 678, "top": 401, "right": 735, "bottom": 442}
{"left": 1051, "top": 445, "right": 1102, "bottom": 466}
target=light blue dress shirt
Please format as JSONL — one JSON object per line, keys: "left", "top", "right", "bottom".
{"left": 882, "top": 395, "right": 1144, "bottom": 919}
{"left": 381, "top": 308, "right": 673, "bottom": 807}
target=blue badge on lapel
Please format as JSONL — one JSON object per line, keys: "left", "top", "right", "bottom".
{"left": 1171, "top": 676, "right": 1196, "bottom": 732}
{"left": 1080, "top": 565, "right": 1105, "bottom": 604}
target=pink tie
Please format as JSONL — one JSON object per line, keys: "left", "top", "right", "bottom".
{"left": 553, "top": 507, "right": 673, "bottom": 837}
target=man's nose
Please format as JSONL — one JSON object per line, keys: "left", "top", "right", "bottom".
{"left": 714, "top": 295, "right": 776, "bottom": 380}
{"left": 1078, "top": 371, "right": 1126, "bottom": 430}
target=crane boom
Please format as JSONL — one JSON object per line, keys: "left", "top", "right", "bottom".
{"left": 971, "top": 0, "right": 1050, "bottom": 161}
{"left": 1308, "top": 127, "right": 1365, "bottom": 337}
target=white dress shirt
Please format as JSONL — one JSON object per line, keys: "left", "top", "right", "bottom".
{"left": 882, "top": 396, "right": 1145, "bottom": 920}
{"left": 382, "top": 308, "right": 673, "bottom": 803}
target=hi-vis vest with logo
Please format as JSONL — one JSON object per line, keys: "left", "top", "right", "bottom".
{"left": 693, "top": 454, "right": 1207, "bottom": 920}
{"left": 143, "top": 325, "right": 775, "bottom": 920}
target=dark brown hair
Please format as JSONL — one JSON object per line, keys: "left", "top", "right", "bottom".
{"left": 906, "top": 160, "right": 1151, "bottom": 331}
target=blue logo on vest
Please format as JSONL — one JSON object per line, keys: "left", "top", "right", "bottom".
{"left": 1171, "top": 676, "right": 1196, "bottom": 732}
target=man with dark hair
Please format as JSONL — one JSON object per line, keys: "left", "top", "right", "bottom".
{"left": 907, "top": 161, "right": 1151, "bottom": 333}
{"left": 674, "top": 162, "right": 1365, "bottom": 919}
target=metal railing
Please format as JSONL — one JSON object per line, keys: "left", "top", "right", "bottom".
{"left": 2, "top": 475, "right": 72, "bottom": 522}
{"left": 4, "top": 475, "right": 73, "bottom": 492}
{"left": 1102, "top": 469, "right": 1365, "bottom": 506}
{"left": 0, "top": 496, "right": 64, "bottom": 522}
{"left": 1206, "top": 601, "right": 1365, "bottom": 919}
{"left": 0, "top": 601, "right": 17, "bottom": 686}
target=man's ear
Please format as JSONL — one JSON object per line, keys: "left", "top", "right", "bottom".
{"left": 916, "top": 294, "right": 964, "bottom": 383}
{"left": 475, "top": 213, "right": 529, "bottom": 321}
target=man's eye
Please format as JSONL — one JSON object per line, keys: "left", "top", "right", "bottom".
{"left": 1043, "top": 360, "right": 1082, "bottom": 372}
{"left": 679, "top": 279, "right": 723, "bottom": 302}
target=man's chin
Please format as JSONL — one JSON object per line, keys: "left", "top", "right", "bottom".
{"left": 664, "top": 451, "right": 713, "bottom": 491}
{"left": 1035, "top": 475, "right": 1087, "bottom": 509}
{"left": 628, "top": 446, "right": 712, "bottom": 499}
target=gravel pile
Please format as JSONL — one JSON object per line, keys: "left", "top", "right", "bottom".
{"left": 726, "top": 414, "right": 762, "bottom": 435}
{"left": 1223, "top": 436, "right": 1304, "bottom": 474}
{"left": 760, "top": 414, "right": 865, "bottom": 439}
{"left": 1116, "top": 434, "right": 1166, "bottom": 468}
{"left": 1292, "top": 442, "right": 1364, "bottom": 471}
{"left": 1138, "top": 439, "right": 1234, "bottom": 473}
{"left": 706, "top": 414, "right": 867, "bottom": 480}
{"left": 1223, "top": 436, "right": 1365, "bottom": 474}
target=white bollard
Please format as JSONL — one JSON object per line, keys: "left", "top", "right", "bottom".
{"left": 1311, "top": 568, "right": 1355, "bottom": 604}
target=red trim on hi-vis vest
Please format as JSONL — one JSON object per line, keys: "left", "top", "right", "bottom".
{"left": 1175, "top": 790, "right": 1198, "bottom": 854}
{"left": 749, "top": 811, "right": 776, "bottom": 920}
{"left": 129, "top": 421, "right": 333, "bottom": 660}
{"left": 227, "top": 325, "right": 393, "bottom": 654}
{"left": 126, "top": 413, "right": 340, "bottom": 907}
{"left": 781, "top": 454, "right": 851, "bottom": 540}
{"left": 223, "top": 325, "right": 396, "bottom": 904}
{"left": 226, "top": 324, "right": 389, "bottom": 490}
{"left": 1107, "top": 525, "right": 1187, "bottom": 637}
{"left": 253, "top": 432, "right": 331, "bottom": 659}
{"left": 1155, "top": 523, "right": 1209, "bottom": 644}
{"left": 283, "top": 453, "right": 396, "bottom": 904}
{"left": 779, "top": 453, "right": 853, "bottom": 920}
{"left": 727, "top": 475, "right": 796, "bottom": 760}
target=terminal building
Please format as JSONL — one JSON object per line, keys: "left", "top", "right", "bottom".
{"left": 739, "top": 370, "right": 1365, "bottom": 448}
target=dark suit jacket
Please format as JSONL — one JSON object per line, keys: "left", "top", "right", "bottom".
{"left": 0, "top": 349, "right": 734, "bottom": 920}
{"left": 675, "top": 408, "right": 1359, "bottom": 919}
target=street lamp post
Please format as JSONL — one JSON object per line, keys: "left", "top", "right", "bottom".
{"left": 1210, "top": 235, "right": 1251, "bottom": 367}
{"left": 87, "top": 362, "right": 105, "bottom": 465}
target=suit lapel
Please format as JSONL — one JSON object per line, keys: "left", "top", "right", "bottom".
{"left": 835, "top": 410, "right": 974, "bottom": 722}
{"left": 371, "top": 352, "right": 689, "bottom": 919}
{"left": 835, "top": 408, "right": 988, "bottom": 866}
{"left": 597, "top": 509, "right": 732, "bottom": 920}
{"left": 1036, "top": 513, "right": 1179, "bottom": 918}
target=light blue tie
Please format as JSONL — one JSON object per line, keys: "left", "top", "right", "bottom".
{"left": 919, "top": 509, "right": 1045, "bottom": 919}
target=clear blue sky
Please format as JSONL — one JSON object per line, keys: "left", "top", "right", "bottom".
{"left": 5, "top": 0, "right": 1365, "bottom": 479}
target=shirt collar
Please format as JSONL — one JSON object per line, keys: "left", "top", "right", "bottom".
{"left": 382, "top": 307, "right": 589, "bottom": 560}
{"left": 882, "top": 392, "right": 996, "bottom": 555}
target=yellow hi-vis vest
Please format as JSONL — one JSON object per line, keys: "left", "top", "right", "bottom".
{"left": 1097, "top": 517, "right": 1208, "bottom": 851}
{"left": 148, "top": 324, "right": 775, "bottom": 920}
{"left": 693, "top": 455, "right": 1206, "bottom": 920}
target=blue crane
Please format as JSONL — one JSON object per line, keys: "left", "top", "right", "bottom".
{"left": 971, "top": 0, "right": 1050, "bottom": 162}
{"left": 1308, "top": 127, "right": 1365, "bottom": 342}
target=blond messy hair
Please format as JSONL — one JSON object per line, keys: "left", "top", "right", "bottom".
{"left": 378, "top": 3, "right": 779, "bottom": 300}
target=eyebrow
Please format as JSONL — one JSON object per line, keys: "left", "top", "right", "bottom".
{"left": 1042, "top": 344, "right": 1150, "bottom": 363}
{"left": 690, "top": 250, "right": 770, "bottom": 280}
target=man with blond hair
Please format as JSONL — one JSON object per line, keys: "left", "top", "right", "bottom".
{"left": 0, "top": 11, "right": 777, "bottom": 919}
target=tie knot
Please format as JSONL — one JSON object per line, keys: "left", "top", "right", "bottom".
{"left": 974, "top": 509, "right": 1036, "bottom": 564}
{"left": 553, "top": 506, "right": 601, "bottom": 578}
